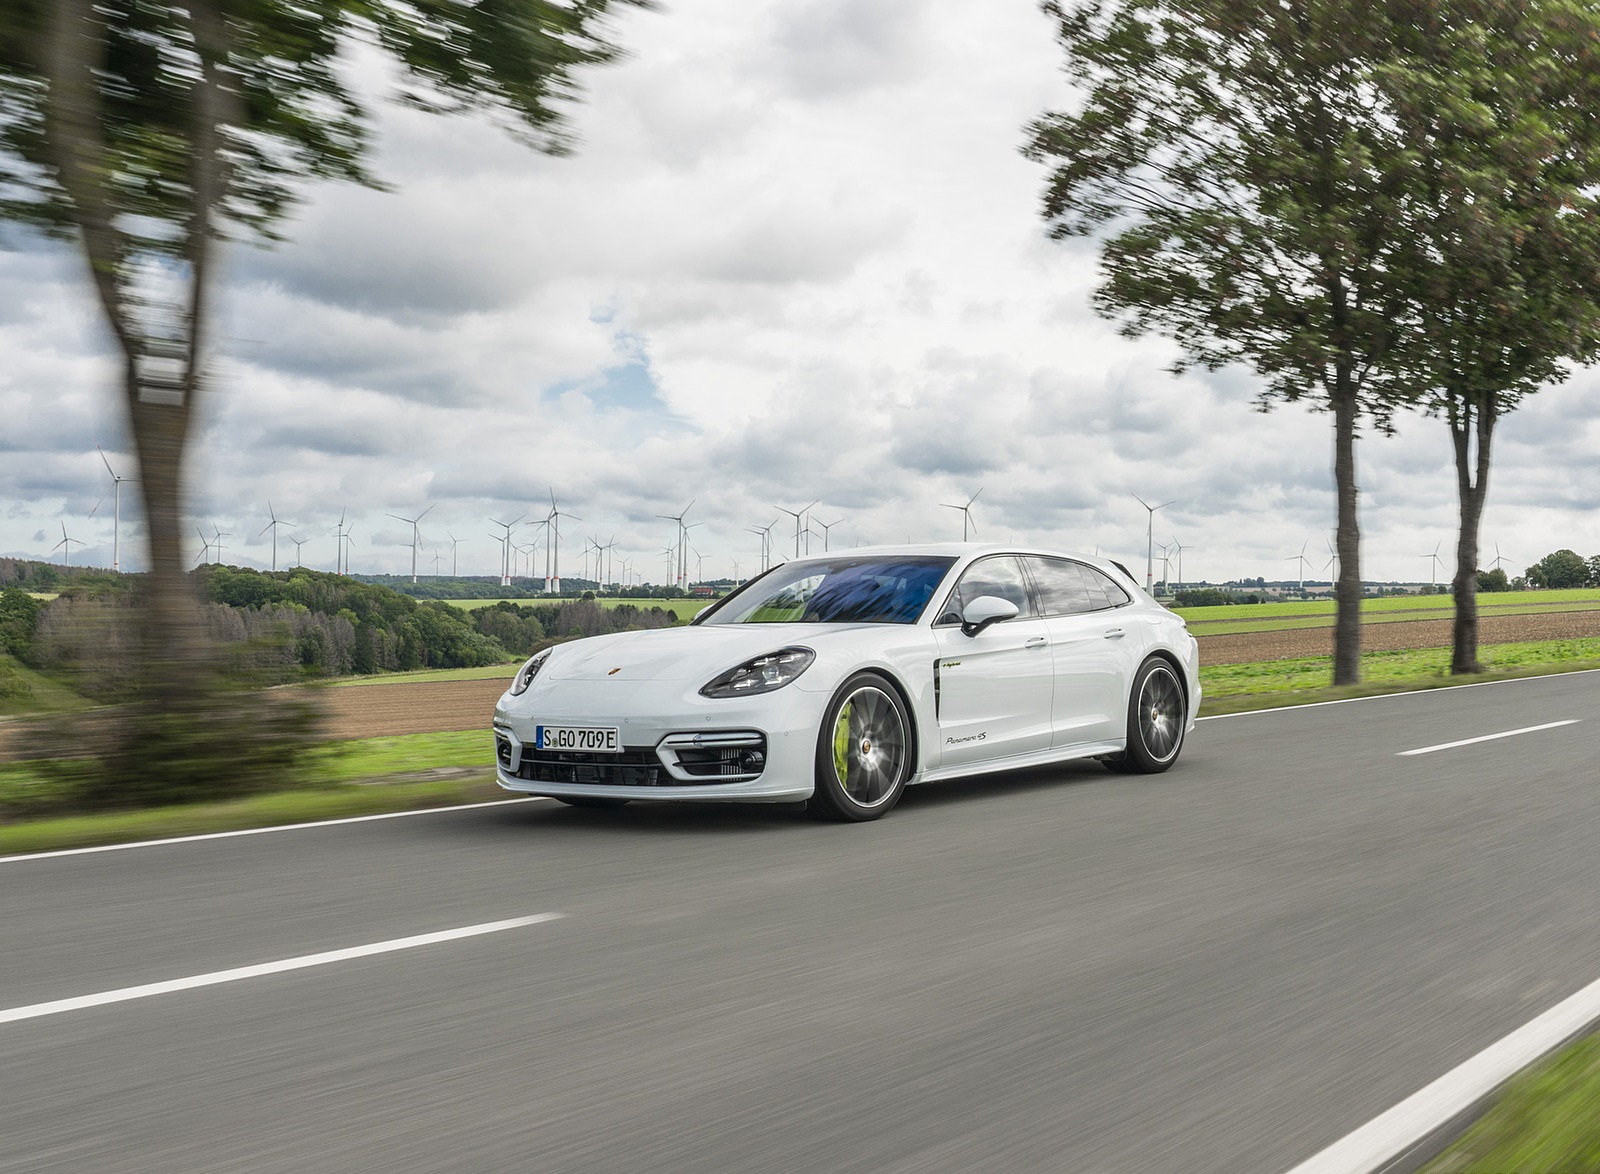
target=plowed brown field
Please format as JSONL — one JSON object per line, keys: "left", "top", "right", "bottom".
{"left": 321, "top": 679, "right": 510, "bottom": 740}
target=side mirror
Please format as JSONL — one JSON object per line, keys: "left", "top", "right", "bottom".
{"left": 960, "top": 595, "right": 1019, "bottom": 637}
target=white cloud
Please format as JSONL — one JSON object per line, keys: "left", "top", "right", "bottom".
{"left": 2, "top": 0, "right": 1596, "bottom": 585}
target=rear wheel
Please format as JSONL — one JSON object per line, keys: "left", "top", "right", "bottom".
{"left": 1113, "top": 657, "right": 1186, "bottom": 774}
{"left": 807, "top": 673, "right": 911, "bottom": 822}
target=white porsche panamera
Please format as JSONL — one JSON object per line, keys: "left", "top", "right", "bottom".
{"left": 493, "top": 544, "right": 1200, "bottom": 821}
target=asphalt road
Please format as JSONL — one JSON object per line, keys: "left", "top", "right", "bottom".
{"left": 3, "top": 671, "right": 1599, "bottom": 1173}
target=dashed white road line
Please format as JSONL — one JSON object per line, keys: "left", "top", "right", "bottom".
{"left": 0, "top": 914, "right": 562, "bottom": 1026}
{"left": 1397, "top": 719, "right": 1580, "bottom": 757}
{"left": 1283, "top": 969, "right": 1600, "bottom": 1174}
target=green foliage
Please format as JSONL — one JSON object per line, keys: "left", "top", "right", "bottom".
{"left": 1476, "top": 567, "right": 1509, "bottom": 593}
{"left": 1527, "top": 550, "right": 1593, "bottom": 590}
{"left": 0, "top": 587, "right": 42, "bottom": 657}
{"left": 1173, "top": 588, "right": 1239, "bottom": 608}
{"left": 16, "top": 675, "right": 327, "bottom": 812}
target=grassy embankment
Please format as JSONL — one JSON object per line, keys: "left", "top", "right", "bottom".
{"left": 0, "top": 728, "right": 500, "bottom": 856}
{"left": 1418, "top": 1032, "right": 1600, "bottom": 1173}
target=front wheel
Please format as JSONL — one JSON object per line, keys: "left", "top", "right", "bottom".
{"left": 1111, "top": 657, "right": 1187, "bottom": 774}
{"left": 807, "top": 673, "right": 911, "bottom": 822}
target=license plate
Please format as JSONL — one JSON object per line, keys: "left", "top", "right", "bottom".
{"left": 535, "top": 725, "right": 620, "bottom": 753}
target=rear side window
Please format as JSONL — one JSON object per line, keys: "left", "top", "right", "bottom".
{"left": 1026, "top": 556, "right": 1098, "bottom": 616}
{"left": 1085, "top": 565, "right": 1132, "bottom": 608}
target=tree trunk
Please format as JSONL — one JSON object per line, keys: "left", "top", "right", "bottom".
{"left": 1449, "top": 395, "right": 1495, "bottom": 674}
{"left": 1331, "top": 386, "right": 1363, "bottom": 685}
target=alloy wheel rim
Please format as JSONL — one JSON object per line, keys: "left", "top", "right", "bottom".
{"left": 1139, "top": 666, "right": 1183, "bottom": 762}
{"left": 831, "top": 686, "right": 907, "bottom": 807}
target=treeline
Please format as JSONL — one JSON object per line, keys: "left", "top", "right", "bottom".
{"left": 1524, "top": 551, "right": 1600, "bottom": 590}
{"left": 1, "top": 563, "right": 683, "bottom": 700}
{"left": 362, "top": 574, "right": 699, "bottom": 601}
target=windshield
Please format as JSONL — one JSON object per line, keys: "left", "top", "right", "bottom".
{"left": 698, "top": 555, "right": 957, "bottom": 625}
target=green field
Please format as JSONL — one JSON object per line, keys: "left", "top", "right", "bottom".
{"left": 1197, "top": 637, "right": 1600, "bottom": 712}
{"left": 1173, "top": 587, "right": 1600, "bottom": 623}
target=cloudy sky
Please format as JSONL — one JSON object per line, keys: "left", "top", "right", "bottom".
{"left": 4, "top": 0, "right": 1600, "bottom": 587}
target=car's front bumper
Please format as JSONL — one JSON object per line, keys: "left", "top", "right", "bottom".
{"left": 492, "top": 680, "right": 823, "bottom": 803}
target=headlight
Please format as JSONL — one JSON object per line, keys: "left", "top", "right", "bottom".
{"left": 700, "top": 647, "right": 815, "bottom": 698}
{"left": 509, "top": 649, "right": 552, "bottom": 696}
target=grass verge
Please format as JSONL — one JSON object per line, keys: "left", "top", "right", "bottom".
{"left": 0, "top": 730, "right": 503, "bottom": 856}
{"left": 1197, "top": 638, "right": 1600, "bottom": 715}
{"left": 1420, "top": 1032, "right": 1600, "bottom": 1173}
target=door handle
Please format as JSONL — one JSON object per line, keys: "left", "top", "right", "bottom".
{"left": 1103, "top": 628, "right": 1125, "bottom": 640}
{"left": 1025, "top": 636, "right": 1048, "bottom": 649}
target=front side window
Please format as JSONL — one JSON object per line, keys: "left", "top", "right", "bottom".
{"left": 699, "top": 556, "right": 956, "bottom": 625}
{"left": 935, "top": 555, "right": 1035, "bottom": 625}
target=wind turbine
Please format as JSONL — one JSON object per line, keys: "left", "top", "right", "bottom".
{"left": 1421, "top": 540, "right": 1444, "bottom": 587}
{"left": 96, "top": 445, "right": 136, "bottom": 572}
{"left": 489, "top": 515, "right": 524, "bottom": 588}
{"left": 1156, "top": 541, "right": 1173, "bottom": 592}
{"left": 1323, "top": 535, "right": 1338, "bottom": 582}
{"left": 291, "top": 535, "right": 307, "bottom": 567}
{"left": 941, "top": 489, "right": 982, "bottom": 541}
{"left": 257, "top": 501, "right": 294, "bottom": 573}
{"left": 387, "top": 504, "right": 435, "bottom": 584}
{"left": 194, "top": 525, "right": 215, "bottom": 566}
{"left": 332, "top": 509, "right": 351, "bottom": 575}
{"left": 776, "top": 501, "right": 817, "bottom": 559}
{"left": 811, "top": 516, "right": 844, "bottom": 552}
{"left": 447, "top": 532, "right": 461, "bottom": 578}
{"left": 211, "top": 525, "right": 230, "bottom": 566}
{"left": 546, "top": 490, "right": 580, "bottom": 593}
{"left": 1286, "top": 540, "right": 1311, "bottom": 592}
{"left": 52, "top": 522, "right": 82, "bottom": 568}
{"left": 1133, "top": 494, "right": 1175, "bottom": 593}
{"left": 656, "top": 500, "right": 695, "bottom": 589}
{"left": 602, "top": 536, "right": 619, "bottom": 591}
{"left": 1168, "top": 536, "right": 1191, "bottom": 591}
{"left": 1489, "top": 542, "right": 1517, "bottom": 573}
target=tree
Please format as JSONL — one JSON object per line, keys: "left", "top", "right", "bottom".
{"left": 1474, "top": 567, "right": 1508, "bottom": 594}
{"left": 1025, "top": 0, "right": 1425, "bottom": 685}
{"left": 1526, "top": 549, "right": 1589, "bottom": 590}
{"left": 1379, "top": 3, "right": 1600, "bottom": 671}
{"left": 0, "top": 0, "right": 646, "bottom": 789}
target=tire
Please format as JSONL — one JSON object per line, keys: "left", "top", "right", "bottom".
{"left": 553, "top": 796, "right": 631, "bottom": 809}
{"left": 1115, "top": 657, "right": 1187, "bottom": 774}
{"left": 807, "top": 673, "right": 912, "bottom": 822}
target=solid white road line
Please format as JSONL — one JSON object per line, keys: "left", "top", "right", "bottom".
{"left": 1283, "top": 969, "right": 1600, "bottom": 1174}
{"left": 0, "top": 914, "right": 562, "bottom": 1026}
{"left": 0, "top": 797, "right": 545, "bottom": 865}
{"left": 1397, "top": 720, "right": 1580, "bottom": 757}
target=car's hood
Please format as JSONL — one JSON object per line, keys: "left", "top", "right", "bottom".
{"left": 542, "top": 623, "right": 879, "bottom": 683}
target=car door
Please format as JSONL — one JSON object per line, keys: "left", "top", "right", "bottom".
{"left": 1024, "top": 555, "right": 1134, "bottom": 748}
{"left": 931, "top": 554, "right": 1055, "bottom": 768}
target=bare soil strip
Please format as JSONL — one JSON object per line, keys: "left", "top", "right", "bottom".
{"left": 320, "top": 679, "right": 509, "bottom": 740}
{"left": 1200, "top": 609, "right": 1600, "bottom": 665}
